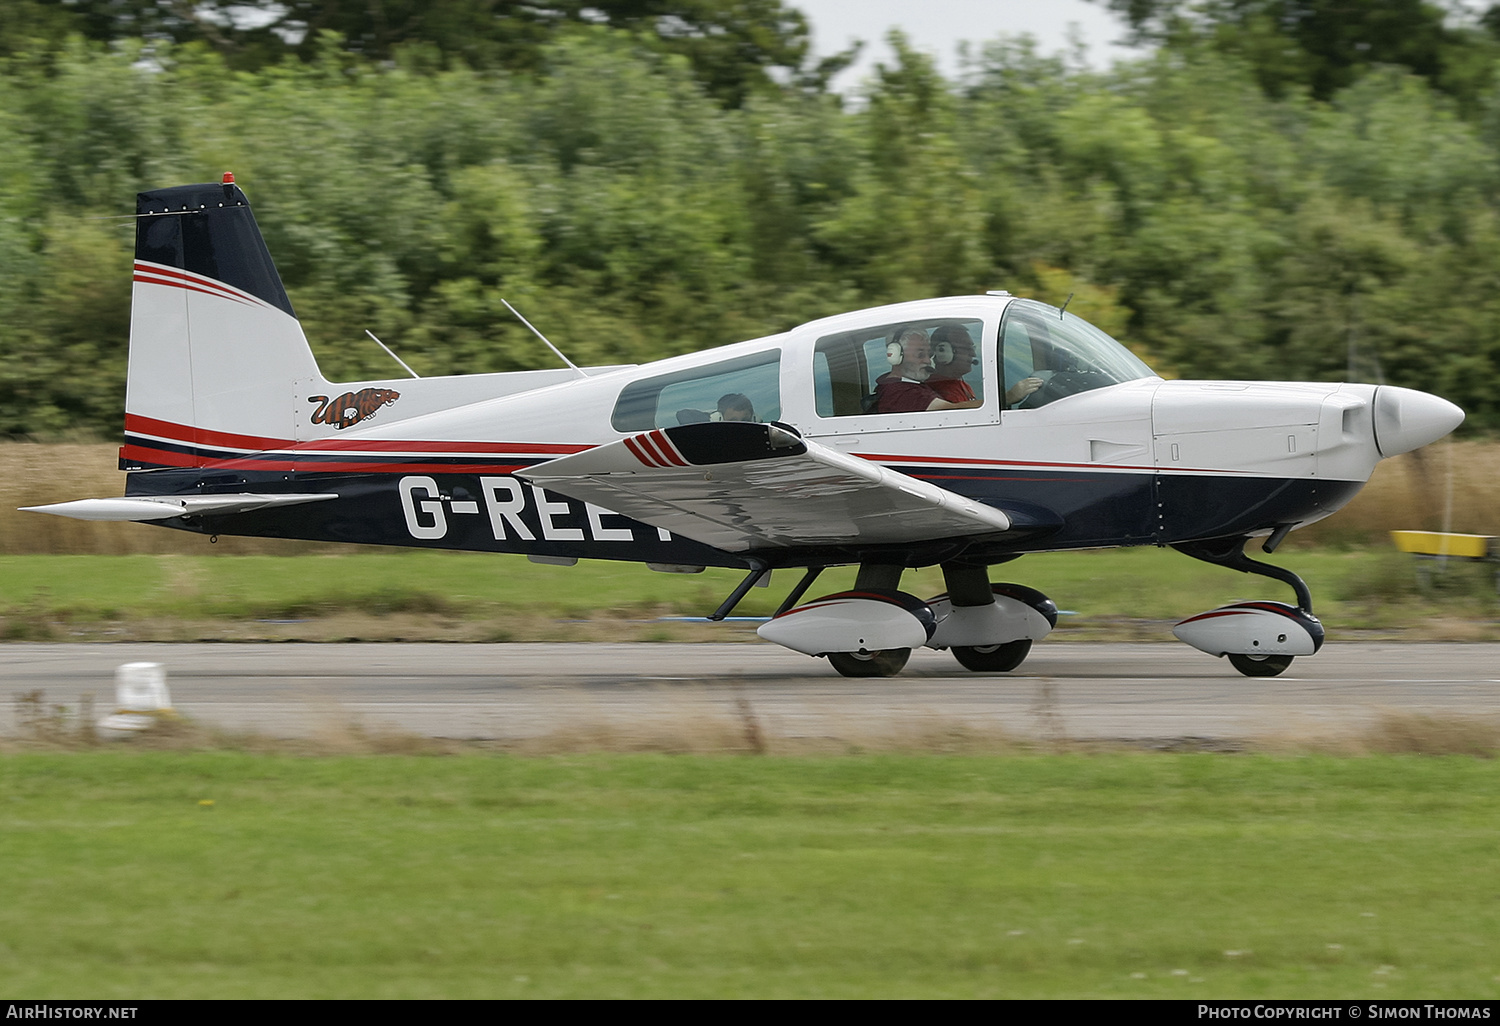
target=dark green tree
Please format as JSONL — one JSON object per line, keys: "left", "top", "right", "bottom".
{"left": 1095, "top": 0, "right": 1498, "bottom": 106}
{"left": 17, "top": 0, "right": 849, "bottom": 105}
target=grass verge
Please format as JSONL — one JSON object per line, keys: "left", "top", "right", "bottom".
{"left": 1, "top": 546, "right": 1495, "bottom": 642}
{"left": 1, "top": 750, "right": 1498, "bottom": 998}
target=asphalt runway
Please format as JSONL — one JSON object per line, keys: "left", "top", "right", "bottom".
{"left": 3, "top": 641, "right": 1497, "bottom": 745}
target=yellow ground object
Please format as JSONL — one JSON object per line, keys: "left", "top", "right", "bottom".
{"left": 1389, "top": 531, "right": 1495, "bottom": 559}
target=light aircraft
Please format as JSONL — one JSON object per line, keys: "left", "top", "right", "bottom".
{"left": 24, "top": 176, "right": 1466, "bottom": 677}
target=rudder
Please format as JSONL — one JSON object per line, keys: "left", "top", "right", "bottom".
{"left": 124, "top": 175, "right": 324, "bottom": 468}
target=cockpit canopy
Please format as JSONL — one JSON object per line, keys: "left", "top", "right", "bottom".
{"left": 604, "top": 295, "right": 1159, "bottom": 433}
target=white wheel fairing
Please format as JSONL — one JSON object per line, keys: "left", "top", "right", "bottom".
{"left": 1173, "top": 601, "right": 1323, "bottom": 658}
{"left": 926, "top": 594, "right": 1053, "bottom": 649}
{"left": 757, "top": 591, "right": 934, "bottom": 656}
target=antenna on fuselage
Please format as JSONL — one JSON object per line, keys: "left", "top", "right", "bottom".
{"left": 364, "top": 330, "right": 421, "bottom": 379}
{"left": 1059, "top": 292, "right": 1074, "bottom": 318}
{"left": 501, "top": 298, "right": 587, "bottom": 379}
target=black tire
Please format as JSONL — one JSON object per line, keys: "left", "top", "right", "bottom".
{"left": 828, "top": 648, "right": 911, "bottom": 678}
{"left": 952, "top": 640, "right": 1032, "bottom": 673}
{"left": 1228, "top": 652, "right": 1294, "bottom": 677}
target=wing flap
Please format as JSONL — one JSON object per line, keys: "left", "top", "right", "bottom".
{"left": 20, "top": 493, "right": 337, "bottom": 522}
{"left": 518, "top": 423, "right": 1010, "bottom": 553}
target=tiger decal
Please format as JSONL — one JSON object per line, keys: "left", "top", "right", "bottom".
{"left": 308, "top": 388, "right": 401, "bottom": 429}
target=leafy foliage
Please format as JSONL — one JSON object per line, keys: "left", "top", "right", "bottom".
{"left": 1097, "top": 0, "right": 1500, "bottom": 106}
{"left": 7, "top": 0, "right": 838, "bottom": 106}
{"left": 1, "top": 18, "right": 1498, "bottom": 436}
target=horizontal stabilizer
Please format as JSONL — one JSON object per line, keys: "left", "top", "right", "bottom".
{"left": 20, "top": 493, "right": 337, "bottom": 522}
{"left": 518, "top": 422, "right": 1011, "bottom": 553}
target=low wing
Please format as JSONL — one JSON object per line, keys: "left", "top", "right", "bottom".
{"left": 517, "top": 423, "right": 1011, "bottom": 553}
{"left": 20, "top": 493, "right": 337, "bottom": 522}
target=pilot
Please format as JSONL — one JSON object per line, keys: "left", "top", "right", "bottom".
{"left": 1005, "top": 374, "right": 1045, "bottom": 407}
{"left": 874, "top": 326, "right": 982, "bottom": 414}
{"left": 929, "top": 324, "right": 1043, "bottom": 407}
{"left": 716, "top": 393, "right": 756, "bottom": 422}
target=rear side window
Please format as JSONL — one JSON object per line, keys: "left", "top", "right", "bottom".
{"left": 612, "top": 350, "right": 782, "bottom": 432}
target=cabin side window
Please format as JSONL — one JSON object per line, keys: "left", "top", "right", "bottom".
{"left": 813, "top": 319, "right": 985, "bottom": 417}
{"left": 611, "top": 350, "right": 782, "bottom": 432}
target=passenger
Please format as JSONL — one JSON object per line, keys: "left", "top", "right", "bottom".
{"left": 928, "top": 325, "right": 977, "bottom": 403}
{"left": 929, "top": 324, "right": 1043, "bottom": 407}
{"left": 716, "top": 393, "right": 756, "bottom": 422}
{"left": 874, "top": 326, "right": 982, "bottom": 414}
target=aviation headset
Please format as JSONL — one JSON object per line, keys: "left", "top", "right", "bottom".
{"left": 886, "top": 325, "right": 927, "bottom": 366}
{"left": 929, "top": 325, "right": 972, "bottom": 366}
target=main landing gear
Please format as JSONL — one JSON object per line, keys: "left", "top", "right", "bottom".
{"left": 951, "top": 640, "right": 1033, "bottom": 673}
{"left": 1171, "top": 536, "right": 1325, "bottom": 678}
{"left": 750, "top": 560, "right": 1058, "bottom": 678}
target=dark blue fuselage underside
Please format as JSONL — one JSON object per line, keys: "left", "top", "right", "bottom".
{"left": 125, "top": 461, "right": 1363, "bottom": 570}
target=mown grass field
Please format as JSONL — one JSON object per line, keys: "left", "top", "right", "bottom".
{"left": 1, "top": 751, "right": 1498, "bottom": 999}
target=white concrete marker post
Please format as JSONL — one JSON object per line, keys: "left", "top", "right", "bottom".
{"left": 98, "top": 662, "right": 176, "bottom": 736}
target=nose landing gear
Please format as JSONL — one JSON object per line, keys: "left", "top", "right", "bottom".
{"left": 1172, "top": 536, "right": 1324, "bottom": 677}
{"left": 828, "top": 648, "right": 912, "bottom": 677}
{"left": 1227, "top": 652, "right": 1295, "bottom": 677}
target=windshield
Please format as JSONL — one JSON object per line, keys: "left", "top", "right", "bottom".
{"left": 999, "top": 300, "right": 1156, "bottom": 409}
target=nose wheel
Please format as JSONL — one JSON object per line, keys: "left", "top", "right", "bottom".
{"left": 828, "top": 648, "right": 911, "bottom": 678}
{"left": 1227, "top": 652, "right": 1294, "bottom": 677}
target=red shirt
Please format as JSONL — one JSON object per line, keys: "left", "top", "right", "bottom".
{"left": 928, "top": 377, "right": 975, "bottom": 403}
{"left": 874, "top": 375, "right": 940, "bottom": 413}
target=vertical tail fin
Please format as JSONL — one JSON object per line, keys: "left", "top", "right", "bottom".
{"left": 123, "top": 175, "right": 325, "bottom": 468}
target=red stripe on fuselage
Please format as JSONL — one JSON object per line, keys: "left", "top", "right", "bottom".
{"left": 860, "top": 451, "right": 1240, "bottom": 476}
{"left": 289, "top": 437, "right": 591, "bottom": 455}
{"left": 125, "top": 414, "right": 293, "bottom": 454}
{"left": 121, "top": 441, "right": 533, "bottom": 475}
{"left": 124, "top": 414, "right": 592, "bottom": 462}
{"left": 119, "top": 442, "right": 204, "bottom": 469}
